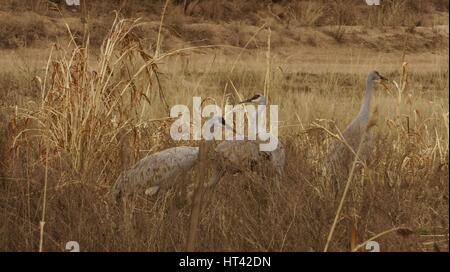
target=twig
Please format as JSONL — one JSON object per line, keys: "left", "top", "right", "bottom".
{"left": 155, "top": 0, "right": 170, "bottom": 58}
{"left": 38, "top": 139, "right": 50, "bottom": 252}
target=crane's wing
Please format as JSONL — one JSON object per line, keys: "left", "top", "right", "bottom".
{"left": 214, "top": 140, "right": 261, "bottom": 170}
{"left": 214, "top": 139, "right": 285, "bottom": 177}
{"left": 112, "top": 146, "right": 199, "bottom": 199}
{"left": 326, "top": 117, "right": 370, "bottom": 170}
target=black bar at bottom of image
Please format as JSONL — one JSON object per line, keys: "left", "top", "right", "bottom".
{"left": 0, "top": 252, "right": 447, "bottom": 271}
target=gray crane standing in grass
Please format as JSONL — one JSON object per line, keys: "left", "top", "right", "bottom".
{"left": 111, "top": 116, "right": 225, "bottom": 200}
{"left": 326, "top": 70, "right": 387, "bottom": 170}
{"left": 112, "top": 94, "right": 285, "bottom": 200}
{"left": 208, "top": 93, "right": 285, "bottom": 186}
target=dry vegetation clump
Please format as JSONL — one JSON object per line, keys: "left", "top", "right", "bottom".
{"left": 6, "top": 14, "right": 178, "bottom": 181}
{"left": 0, "top": 6, "right": 448, "bottom": 252}
{"left": 0, "top": 11, "right": 48, "bottom": 48}
{"left": 288, "top": 0, "right": 325, "bottom": 27}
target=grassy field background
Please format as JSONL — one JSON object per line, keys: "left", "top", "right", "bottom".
{"left": 0, "top": 0, "right": 448, "bottom": 252}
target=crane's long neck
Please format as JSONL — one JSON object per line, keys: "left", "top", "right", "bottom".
{"left": 357, "top": 77, "right": 374, "bottom": 121}
{"left": 205, "top": 116, "right": 235, "bottom": 134}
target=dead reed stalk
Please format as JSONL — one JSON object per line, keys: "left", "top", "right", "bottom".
{"left": 186, "top": 140, "right": 210, "bottom": 251}
{"left": 38, "top": 139, "right": 49, "bottom": 252}
{"left": 323, "top": 132, "right": 364, "bottom": 252}
{"left": 263, "top": 27, "right": 271, "bottom": 103}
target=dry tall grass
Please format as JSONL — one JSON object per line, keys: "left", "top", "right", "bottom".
{"left": 0, "top": 10, "right": 448, "bottom": 252}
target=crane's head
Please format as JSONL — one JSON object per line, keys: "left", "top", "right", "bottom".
{"left": 369, "top": 70, "right": 388, "bottom": 81}
{"left": 239, "top": 93, "right": 265, "bottom": 105}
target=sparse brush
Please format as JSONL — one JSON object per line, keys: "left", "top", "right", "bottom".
{"left": 288, "top": 1, "right": 324, "bottom": 27}
{"left": 327, "top": 25, "right": 346, "bottom": 43}
{"left": 11, "top": 13, "right": 169, "bottom": 180}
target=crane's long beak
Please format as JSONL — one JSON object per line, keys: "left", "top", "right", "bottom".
{"left": 238, "top": 98, "right": 253, "bottom": 104}
{"left": 379, "top": 74, "right": 388, "bottom": 81}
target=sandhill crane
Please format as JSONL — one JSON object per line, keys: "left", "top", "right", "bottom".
{"left": 326, "top": 70, "right": 387, "bottom": 170}
{"left": 239, "top": 93, "right": 285, "bottom": 177}
{"left": 111, "top": 116, "right": 236, "bottom": 200}
{"left": 112, "top": 95, "right": 285, "bottom": 200}
{"left": 208, "top": 93, "right": 285, "bottom": 185}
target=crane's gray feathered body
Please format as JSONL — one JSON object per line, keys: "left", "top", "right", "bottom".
{"left": 209, "top": 139, "right": 285, "bottom": 185}
{"left": 112, "top": 146, "right": 199, "bottom": 199}
{"left": 207, "top": 93, "right": 285, "bottom": 184}
{"left": 326, "top": 70, "right": 386, "bottom": 170}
